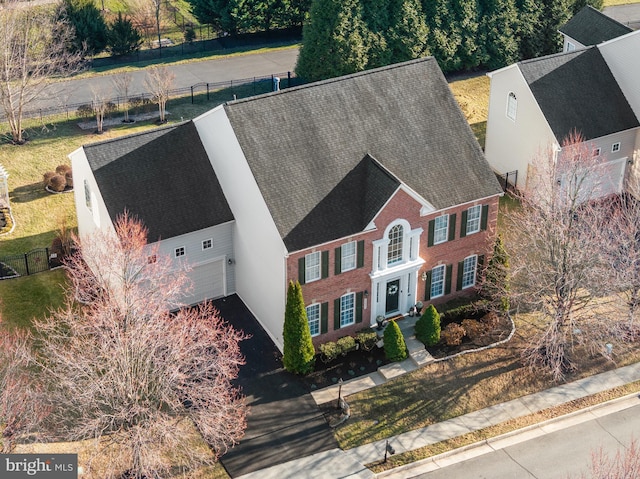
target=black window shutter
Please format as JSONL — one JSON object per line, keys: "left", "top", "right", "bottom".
{"left": 321, "top": 302, "right": 328, "bottom": 334}
{"left": 477, "top": 254, "right": 485, "bottom": 275}
{"left": 356, "top": 291, "right": 363, "bottom": 323}
{"left": 424, "top": 270, "right": 432, "bottom": 301}
{"left": 481, "top": 205, "right": 489, "bottom": 231}
{"left": 334, "top": 298, "right": 341, "bottom": 330}
{"left": 427, "top": 219, "right": 435, "bottom": 247}
{"left": 460, "top": 210, "right": 468, "bottom": 238}
{"left": 456, "top": 260, "right": 464, "bottom": 291}
{"left": 298, "top": 257, "right": 305, "bottom": 285}
{"left": 445, "top": 264, "right": 453, "bottom": 295}
{"left": 448, "top": 213, "right": 457, "bottom": 241}
{"left": 322, "top": 250, "right": 329, "bottom": 279}
{"left": 335, "top": 247, "right": 342, "bottom": 275}
{"left": 357, "top": 240, "right": 365, "bottom": 268}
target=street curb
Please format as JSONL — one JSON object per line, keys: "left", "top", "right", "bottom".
{"left": 376, "top": 392, "right": 640, "bottom": 478}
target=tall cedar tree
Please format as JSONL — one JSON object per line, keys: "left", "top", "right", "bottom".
{"left": 187, "top": 0, "right": 237, "bottom": 33}
{"left": 383, "top": 320, "right": 408, "bottom": 361}
{"left": 296, "top": 0, "right": 368, "bottom": 81}
{"left": 282, "top": 281, "right": 316, "bottom": 374}
{"left": 481, "top": 233, "right": 510, "bottom": 312}
{"left": 451, "top": 0, "right": 480, "bottom": 71}
{"left": 423, "top": 0, "right": 461, "bottom": 72}
{"left": 515, "top": 0, "right": 544, "bottom": 60}
{"left": 59, "top": 0, "right": 108, "bottom": 55}
{"left": 477, "top": 0, "right": 520, "bottom": 70}
{"left": 28, "top": 213, "right": 247, "bottom": 477}
{"left": 108, "top": 13, "right": 143, "bottom": 56}
{"left": 415, "top": 304, "right": 441, "bottom": 346}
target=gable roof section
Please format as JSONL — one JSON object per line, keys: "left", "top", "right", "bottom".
{"left": 519, "top": 47, "right": 639, "bottom": 141}
{"left": 83, "top": 121, "right": 233, "bottom": 243}
{"left": 224, "top": 57, "right": 502, "bottom": 252}
{"left": 559, "top": 6, "right": 632, "bottom": 46}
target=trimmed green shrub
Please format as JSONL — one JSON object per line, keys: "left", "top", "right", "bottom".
{"left": 441, "top": 323, "right": 466, "bottom": 346}
{"left": 319, "top": 341, "right": 340, "bottom": 363}
{"left": 415, "top": 304, "right": 441, "bottom": 346}
{"left": 356, "top": 329, "right": 377, "bottom": 351}
{"left": 383, "top": 320, "right": 407, "bottom": 362}
{"left": 282, "top": 281, "right": 315, "bottom": 374}
{"left": 461, "top": 319, "right": 485, "bottom": 340}
{"left": 336, "top": 335, "right": 356, "bottom": 354}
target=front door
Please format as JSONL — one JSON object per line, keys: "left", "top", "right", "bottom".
{"left": 385, "top": 279, "right": 400, "bottom": 315}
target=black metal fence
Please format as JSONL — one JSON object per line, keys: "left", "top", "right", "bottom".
{"left": 0, "top": 248, "right": 54, "bottom": 279}
{"left": 498, "top": 170, "right": 518, "bottom": 193}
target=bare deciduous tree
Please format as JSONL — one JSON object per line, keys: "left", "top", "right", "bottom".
{"left": 30, "top": 213, "right": 247, "bottom": 478}
{"left": 145, "top": 65, "right": 174, "bottom": 123}
{"left": 571, "top": 438, "right": 640, "bottom": 479}
{"left": 507, "top": 131, "right": 613, "bottom": 381}
{"left": 129, "top": 0, "right": 156, "bottom": 48}
{"left": 0, "top": 0, "right": 83, "bottom": 144}
{"left": 112, "top": 72, "right": 134, "bottom": 123}
{"left": 90, "top": 85, "right": 110, "bottom": 134}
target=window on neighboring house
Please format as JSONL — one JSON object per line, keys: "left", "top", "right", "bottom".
{"left": 387, "top": 225, "right": 403, "bottom": 265}
{"left": 341, "top": 241, "right": 356, "bottom": 272}
{"left": 466, "top": 205, "right": 482, "bottom": 235}
{"left": 306, "top": 303, "right": 320, "bottom": 337}
{"left": 430, "top": 264, "right": 446, "bottom": 299}
{"left": 462, "top": 255, "right": 477, "bottom": 289}
{"left": 175, "top": 246, "right": 185, "bottom": 258}
{"left": 434, "top": 215, "right": 449, "bottom": 245}
{"left": 202, "top": 239, "right": 212, "bottom": 250}
{"left": 612, "top": 142, "right": 621, "bottom": 153}
{"left": 305, "top": 251, "right": 321, "bottom": 283}
{"left": 84, "top": 179, "right": 92, "bottom": 211}
{"left": 566, "top": 42, "right": 576, "bottom": 52}
{"left": 340, "top": 293, "right": 355, "bottom": 327}
{"left": 592, "top": 147, "right": 601, "bottom": 157}
{"left": 506, "top": 92, "right": 517, "bottom": 121}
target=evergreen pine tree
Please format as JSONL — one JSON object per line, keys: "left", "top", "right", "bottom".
{"left": 477, "top": 0, "right": 519, "bottom": 70}
{"left": 386, "top": 0, "right": 430, "bottom": 64}
{"left": 515, "top": 0, "right": 544, "bottom": 60}
{"left": 383, "top": 320, "right": 408, "bottom": 362}
{"left": 423, "top": 0, "right": 462, "bottom": 73}
{"left": 282, "top": 281, "right": 316, "bottom": 375}
{"left": 108, "top": 13, "right": 143, "bottom": 57}
{"left": 451, "top": 0, "right": 480, "bottom": 71}
{"left": 538, "top": 0, "right": 572, "bottom": 54}
{"left": 415, "top": 304, "right": 441, "bottom": 346}
{"left": 59, "top": 0, "right": 108, "bottom": 55}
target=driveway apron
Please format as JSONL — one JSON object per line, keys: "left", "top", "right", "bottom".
{"left": 212, "top": 295, "right": 338, "bottom": 477}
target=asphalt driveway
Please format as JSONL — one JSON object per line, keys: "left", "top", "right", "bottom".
{"left": 212, "top": 295, "right": 337, "bottom": 478}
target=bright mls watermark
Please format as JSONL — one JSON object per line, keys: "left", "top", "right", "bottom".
{"left": 1, "top": 454, "right": 77, "bottom": 478}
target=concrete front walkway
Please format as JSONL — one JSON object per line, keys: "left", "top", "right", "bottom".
{"left": 236, "top": 361, "right": 640, "bottom": 479}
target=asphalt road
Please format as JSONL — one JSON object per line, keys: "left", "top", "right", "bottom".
{"left": 413, "top": 402, "right": 640, "bottom": 479}
{"left": 35, "top": 47, "right": 299, "bottom": 114}
{"left": 603, "top": 3, "right": 640, "bottom": 30}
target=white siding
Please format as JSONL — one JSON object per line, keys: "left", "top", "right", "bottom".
{"left": 485, "top": 66, "right": 558, "bottom": 190}
{"left": 194, "top": 106, "right": 288, "bottom": 351}
{"left": 562, "top": 36, "right": 585, "bottom": 52}
{"left": 69, "top": 147, "right": 115, "bottom": 239}
{"left": 599, "top": 30, "right": 640, "bottom": 120}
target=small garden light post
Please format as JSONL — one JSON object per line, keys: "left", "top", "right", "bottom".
{"left": 383, "top": 439, "right": 395, "bottom": 463}
{"left": 337, "top": 378, "right": 343, "bottom": 409}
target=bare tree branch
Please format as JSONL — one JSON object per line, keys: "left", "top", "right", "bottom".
{"left": 144, "top": 66, "right": 174, "bottom": 123}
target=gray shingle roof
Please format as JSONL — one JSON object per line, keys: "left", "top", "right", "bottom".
{"left": 519, "top": 47, "right": 639, "bottom": 141}
{"left": 559, "top": 6, "right": 632, "bottom": 46}
{"left": 224, "top": 57, "right": 502, "bottom": 252}
{"left": 83, "top": 121, "right": 233, "bottom": 243}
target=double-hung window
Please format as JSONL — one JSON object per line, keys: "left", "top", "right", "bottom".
{"left": 433, "top": 215, "right": 449, "bottom": 245}
{"left": 462, "top": 255, "right": 477, "bottom": 289}
{"left": 340, "top": 293, "right": 355, "bottom": 327}
{"left": 466, "top": 205, "right": 482, "bottom": 235}
{"left": 305, "top": 251, "right": 321, "bottom": 283}
{"left": 430, "top": 265, "right": 446, "bottom": 298}
{"left": 341, "top": 241, "right": 357, "bottom": 272}
{"left": 306, "top": 304, "right": 321, "bottom": 337}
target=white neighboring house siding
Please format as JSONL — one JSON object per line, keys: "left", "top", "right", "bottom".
{"left": 194, "top": 106, "right": 289, "bottom": 351}
{"left": 69, "top": 147, "right": 115, "bottom": 239}
{"left": 484, "top": 65, "right": 557, "bottom": 190}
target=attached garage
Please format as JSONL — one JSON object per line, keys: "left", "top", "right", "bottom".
{"left": 183, "top": 257, "right": 227, "bottom": 305}
{"left": 591, "top": 158, "right": 626, "bottom": 198}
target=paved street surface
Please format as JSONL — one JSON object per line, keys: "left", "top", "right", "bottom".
{"left": 409, "top": 400, "right": 640, "bottom": 479}
{"left": 604, "top": 4, "right": 640, "bottom": 29}
{"left": 34, "top": 48, "right": 299, "bottom": 114}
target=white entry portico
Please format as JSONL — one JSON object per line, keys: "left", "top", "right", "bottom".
{"left": 369, "top": 219, "right": 424, "bottom": 324}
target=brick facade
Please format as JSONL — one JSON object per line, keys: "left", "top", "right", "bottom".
{"left": 286, "top": 188, "right": 501, "bottom": 347}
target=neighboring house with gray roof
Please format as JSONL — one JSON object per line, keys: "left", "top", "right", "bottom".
{"left": 72, "top": 57, "right": 503, "bottom": 350}
{"left": 559, "top": 6, "right": 632, "bottom": 52}
{"left": 484, "top": 29, "right": 640, "bottom": 198}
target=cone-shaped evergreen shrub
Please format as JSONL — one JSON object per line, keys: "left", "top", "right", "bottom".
{"left": 415, "top": 304, "right": 441, "bottom": 346}
{"left": 482, "top": 234, "right": 510, "bottom": 312}
{"left": 383, "top": 320, "right": 407, "bottom": 362}
{"left": 282, "top": 281, "right": 316, "bottom": 374}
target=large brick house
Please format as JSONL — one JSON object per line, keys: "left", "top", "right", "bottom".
{"left": 71, "top": 57, "right": 503, "bottom": 350}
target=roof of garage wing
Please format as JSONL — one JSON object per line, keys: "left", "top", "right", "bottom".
{"left": 223, "top": 57, "right": 503, "bottom": 252}
{"left": 82, "top": 121, "right": 234, "bottom": 243}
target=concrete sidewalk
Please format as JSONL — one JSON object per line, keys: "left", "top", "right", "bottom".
{"left": 236, "top": 361, "right": 640, "bottom": 479}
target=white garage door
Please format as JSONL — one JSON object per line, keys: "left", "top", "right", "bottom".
{"left": 591, "top": 158, "right": 626, "bottom": 199}
{"left": 184, "top": 258, "right": 226, "bottom": 305}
